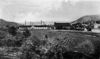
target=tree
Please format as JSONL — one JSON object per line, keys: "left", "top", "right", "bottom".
{"left": 23, "top": 28, "right": 31, "bottom": 38}
{"left": 8, "top": 26, "right": 17, "bottom": 36}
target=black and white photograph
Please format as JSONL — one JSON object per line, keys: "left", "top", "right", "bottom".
{"left": 0, "top": 0, "right": 100, "bottom": 59}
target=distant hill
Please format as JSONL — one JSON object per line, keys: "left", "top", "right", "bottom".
{"left": 0, "top": 19, "right": 19, "bottom": 28}
{"left": 72, "top": 15, "right": 100, "bottom": 24}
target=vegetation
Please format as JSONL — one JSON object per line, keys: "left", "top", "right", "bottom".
{"left": 0, "top": 27, "right": 100, "bottom": 59}
{"left": 23, "top": 28, "right": 31, "bottom": 38}
{"left": 17, "top": 29, "right": 100, "bottom": 59}
{"left": 8, "top": 26, "right": 17, "bottom": 36}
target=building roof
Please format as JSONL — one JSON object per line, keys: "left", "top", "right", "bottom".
{"left": 34, "top": 25, "right": 52, "bottom": 27}
{"left": 19, "top": 25, "right": 32, "bottom": 28}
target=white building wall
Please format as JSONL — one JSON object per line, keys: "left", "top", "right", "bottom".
{"left": 31, "top": 26, "right": 51, "bottom": 29}
{"left": 92, "top": 24, "right": 100, "bottom": 33}
{"left": 94, "top": 24, "right": 100, "bottom": 29}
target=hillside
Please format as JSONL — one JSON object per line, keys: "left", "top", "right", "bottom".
{"left": 72, "top": 15, "right": 100, "bottom": 24}
{"left": 0, "top": 19, "right": 20, "bottom": 28}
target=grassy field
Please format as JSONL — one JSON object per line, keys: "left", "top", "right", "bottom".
{"left": 0, "top": 29, "right": 100, "bottom": 59}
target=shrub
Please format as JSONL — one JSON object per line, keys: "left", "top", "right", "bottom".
{"left": 0, "top": 30, "right": 7, "bottom": 39}
{"left": 23, "top": 29, "right": 31, "bottom": 38}
{"left": 8, "top": 26, "right": 17, "bottom": 36}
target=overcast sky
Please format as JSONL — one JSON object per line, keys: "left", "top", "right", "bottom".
{"left": 0, "top": 0, "right": 100, "bottom": 23}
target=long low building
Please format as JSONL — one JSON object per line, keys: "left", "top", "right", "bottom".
{"left": 32, "top": 25, "right": 54, "bottom": 29}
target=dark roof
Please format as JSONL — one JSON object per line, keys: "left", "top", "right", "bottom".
{"left": 96, "top": 21, "right": 100, "bottom": 24}
{"left": 34, "top": 25, "right": 52, "bottom": 27}
{"left": 19, "top": 25, "right": 32, "bottom": 27}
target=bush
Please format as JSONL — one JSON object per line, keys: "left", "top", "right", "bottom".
{"left": 20, "top": 36, "right": 41, "bottom": 59}
{"left": 0, "top": 30, "right": 7, "bottom": 39}
{"left": 23, "top": 29, "right": 31, "bottom": 38}
{"left": 0, "top": 32, "right": 25, "bottom": 47}
{"left": 8, "top": 26, "right": 17, "bottom": 36}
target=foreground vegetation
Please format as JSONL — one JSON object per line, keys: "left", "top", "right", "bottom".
{"left": 0, "top": 28, "right": 100, "bottom": 59}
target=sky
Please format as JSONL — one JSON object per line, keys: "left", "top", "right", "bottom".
{"left": 0, "top": 0, "right": 100, "bottom": 23}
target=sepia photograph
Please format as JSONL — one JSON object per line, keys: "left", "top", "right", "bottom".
{"left": 0, "top": 0, "right": 100, "bottom": 59}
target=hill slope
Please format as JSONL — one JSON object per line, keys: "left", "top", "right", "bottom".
{"left": 72, "top": 15, "right": 100, "bottom": 24}
{"left": 0, "top": 19, "right": 19, "bottom": 28}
